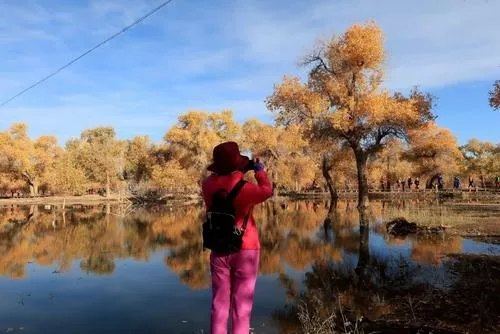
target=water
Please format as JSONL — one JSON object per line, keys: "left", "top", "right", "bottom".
{"left": 0, "top": 200, "right": 499, "bottom": 333}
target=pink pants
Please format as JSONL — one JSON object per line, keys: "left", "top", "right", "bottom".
{"left": 210, "top": 250, "right": 260, "bottom": 334}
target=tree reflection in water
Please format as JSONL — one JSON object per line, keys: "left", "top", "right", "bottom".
{"left": 1, "top": 200, "right": 495, "bottom": 332}
{"left": 0, "top": 201, "right": 348, "bottom": 281}
{"left": 0, "top": 201, "right": 468, "bottom": 281}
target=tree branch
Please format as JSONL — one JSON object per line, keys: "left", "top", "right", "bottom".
{"left": 304, "top": 52, "right": 336, "bottom": 77}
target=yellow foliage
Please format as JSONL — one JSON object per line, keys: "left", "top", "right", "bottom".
{"left": 267, "top": 76, "right": 329, "bottom": 126}
{"left": 277, "top": 155, "right": 316, "bottom": 191}
{"left": 242, "top": 119, "right": 317, "bottom": 190}
{"left": 338, "top": 21, "right": 384, "bottom": 69}
{"left": 0, "top": 123, "right": 62, "bottom": 195}
{"left": 69, "top": 127, "right": 124, "bottom": 195}
{"left": 151, "top": 160, "right": 198, "bottom": 193}
{"left": 49, "top": 153, "right": 88, "bottom": 195}
{"left": 165, "top": 110, "right": 241, "bottom": 186}
{"left": 461, "top": 138, "right": 499, "bottom": 186}
{"left": 125, "top": 136, "right": 155, "bottom": 182}
{"left": 369, "top": 139, "right": 413, "bottom": 184}
{"left": 405, "top": 123, "right": 463, "bottom": 182}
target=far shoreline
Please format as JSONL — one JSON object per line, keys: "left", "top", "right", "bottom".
{"left": 1, "top": 189, "right": 499, "bottom": 206}
{"left": 0, "top": 194, "right": 124, "bottom": 206}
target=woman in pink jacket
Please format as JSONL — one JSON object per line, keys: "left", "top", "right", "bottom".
{"left": 202, "top": 142, "right": 273, "bottom": 334}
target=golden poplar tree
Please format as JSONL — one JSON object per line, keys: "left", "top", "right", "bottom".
{"left": 461, "top": 139, "right": 499, "bottom": 187}
{"left": 68, "top": 127, "right": 124, "bottom": 197}
{"left": 124, "top": 135, "right": 156, "bottom": 183}
{"left": 242, "top": 119, "right": 316, "bottom": 194}
{"left": 161, "top": 110, "right": 241, "bottom": 192}
{"left": 267, "top": 22, "right": 434, "bottom": 209}
{"left": 49, "top": 152, "right": 88, "bottom": 196}
{"left": 369, "top": 138, "right": 413, "bottom": 188}
{"left": 0, "top": 123, "right": 60, "bottom": 196}
{"left": 404, "top": 123, "right": 463, "bottom": 187}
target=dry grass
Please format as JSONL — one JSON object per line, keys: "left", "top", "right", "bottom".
{"left": 297, "top": 295, "right": 362, "bottom": 334}
{"left": 379, "top": 202, "right": 500, "bottom": 236}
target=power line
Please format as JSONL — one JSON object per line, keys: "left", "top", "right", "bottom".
{"left": 0, "top": 0, "right": 175, "bottom": 108}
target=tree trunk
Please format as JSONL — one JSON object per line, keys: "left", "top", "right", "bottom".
{"left": 354, "top": 150, "right": 369, "bottom": 209}
{"left": 271, "top": 170, "right": 279, "bottom": 198}
{"left": 106, "top": 173, "right": 110, "bottom": 198}
{"left": 266, "top": 201, "right": 273, "bottom": 222}
{"left": 28, "top": 205, "right": 39, "bottom": 224}
{"left": 61, "top": 198, "right": 66, "bottom": 226}
{"left": 272, "top": 182, "right": 278, "bottom": 197}
{"left": 328, "top": 198, "right": 338, "bottom": 217}
{"left": 322, "top": 154, "right": 339, "bottom": 203}
{"left": 323, "top": 199, "right": 338, "bottom": 241}
{"left": 28, "top": 181, "right": 39, "bottom": 197}
{"left": 22, "top": 172, "right": 38, "bottom": 197}
{"left": 106, "top": 202, "right": 111, "bottom": 226}
{"left": 355, "top": 209, "right": 370, "bottom": 285}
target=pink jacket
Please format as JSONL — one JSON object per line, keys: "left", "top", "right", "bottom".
{"left": 201, "top": 170, "right": 273, "bottom": 250}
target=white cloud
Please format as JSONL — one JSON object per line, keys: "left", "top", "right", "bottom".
{"left": 224, "top": 0, "right": 500, "bottom": 89}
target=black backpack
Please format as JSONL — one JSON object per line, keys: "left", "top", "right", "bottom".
{"left": 202, "top": 179, "right": 249, "bottom": 254}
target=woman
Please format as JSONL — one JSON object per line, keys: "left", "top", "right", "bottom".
{"left": 202, "top": 142, "right": 273, "bottom": 334}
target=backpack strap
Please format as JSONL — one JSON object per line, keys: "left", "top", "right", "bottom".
{"left": 226, "top": 179, "right": 246, "bottom": 203}
{"left": 241, "top": 212, "right": 250, "bottom": 232}
{"left": 227, "top": 179, "right": 250, "bottom": 232}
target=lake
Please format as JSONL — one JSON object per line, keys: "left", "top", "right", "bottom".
{"left": 1, "top": 200, "right": 499, "bottom": 333}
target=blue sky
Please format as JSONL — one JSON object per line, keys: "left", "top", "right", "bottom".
{"left": 0, "top": 0, "right": 499, "bottom": 145}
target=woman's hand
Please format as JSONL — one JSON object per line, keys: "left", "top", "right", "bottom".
{"left": 253, "top": 159, "right": 264, "bottom": 171}
{"left": 244, "top": 158, "right": 264, "bottom": 172}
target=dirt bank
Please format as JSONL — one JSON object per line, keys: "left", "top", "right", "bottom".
{"left": 0, "top": 195, "right": 124, "bottom": 206}
{"left": 382, "top": 200, "right": 500, "bottom": 238}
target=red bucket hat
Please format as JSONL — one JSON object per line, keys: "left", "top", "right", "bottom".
{"left": 207, "top": 142, "right": 249, "bottom": 175}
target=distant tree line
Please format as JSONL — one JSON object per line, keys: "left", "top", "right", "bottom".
{"left": 0, "top": 111, "right": 497, "bottom": 199}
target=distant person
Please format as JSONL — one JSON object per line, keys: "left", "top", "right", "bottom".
{"left": 496, "top": 176, "right": 500, "bottom": 190}
{"left": 468, "top": 176, "right": 474, "bottom": 189}
{"left": 311, "top": 180, "right": 317, "bottom": 192}
{"left": 437, "top": 175, "right": 444, "bottom": 190}
{"left": 414, "top": 177, "right": 420, "bottom": 190}
{"left": 453, "top": 176, "right": 461, "bottom": 190}
{"left": 396, "top": 179, "right": 401, "bottom": 191}
{"left": 402, "top": 180, "right": 406, "bottom": 192}
{"left": 407, "top": 177, "right": 413, "bottom": 191}
{"left": 202, "top": 142, "right": 273, "bottom": 334}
